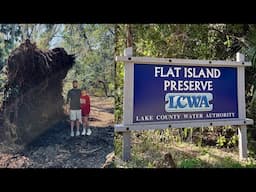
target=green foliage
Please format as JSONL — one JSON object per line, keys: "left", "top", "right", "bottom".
{"left": 178, "top": 158, "right": 204, "bottom": 168}
{"left": 114, "top": 127, "right": 256, "bottom": 168}
{"left": 61, "top": 24, "right": 115, "bottom": 97}
{"left": 216, "top": 136, "right": 227, "bottom": 147}
{"left": 114, "top": 133, "right": 122, "bottom": 156}
{"left": 244, "top": 158, "right": 256, "bottom": 168}
{"left": 227, "top": 135, "right": 239, "bottom": 148}
{"left": 215, "top": 157, "right": 243, "bottom": 168}
{"left": 0, "top": 24, "right": 21, "bottom": 68}
{"left": 115, "top": 61, "right": 124, "bottom": 122}
{"left": 214, "top": 126, "right": 238, "bottom": 148}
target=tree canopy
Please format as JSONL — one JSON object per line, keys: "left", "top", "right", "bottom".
{"left": 0, "top": 24, "right": 115, "bottom": 97}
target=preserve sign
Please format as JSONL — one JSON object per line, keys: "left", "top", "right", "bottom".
{"left": 134, "top": 64, "right": 238, "bottom": 123}
{"left": 115, "top": 51, "right": 253, "bottom": 161}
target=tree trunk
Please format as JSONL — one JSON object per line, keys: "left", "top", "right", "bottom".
{"left": 114, "top": 25, "right": 118, "bottom": 92}
{"left": 126, "top": 24, "right": 133, "bottom": 48}
{"left": 98, "top": 80, "right": 108, "bottom": 97}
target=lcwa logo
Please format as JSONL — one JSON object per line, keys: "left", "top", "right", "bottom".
{"left": 165, "top": 93, "right": 213, "bottom": 112}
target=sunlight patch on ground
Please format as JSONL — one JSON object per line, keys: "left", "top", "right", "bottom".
{"left": 90, "top": 97, "right": 114, "bottom": 128}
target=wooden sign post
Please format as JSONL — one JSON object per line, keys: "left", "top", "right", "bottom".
{"left": 121, "top": 47, "right": 133, "bottom": 161}
{"left": 236, "top": 53, "right": 247, "bottom": 159}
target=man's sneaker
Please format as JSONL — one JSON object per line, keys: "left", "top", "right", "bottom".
{"left": 71, "top": 131, "right": 74, "bottom": 137}
{"left": 86, "top": 128, "right": 92, "bottom": 136}
{"left": 81, "top": 128, "right": 86, "bottom": 136}
{"left": 76, "top": 131, "right": 80, "bottom": 136}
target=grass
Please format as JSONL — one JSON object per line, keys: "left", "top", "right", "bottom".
{"left": 114, "top": 129, "right": 256, "bottom": 168}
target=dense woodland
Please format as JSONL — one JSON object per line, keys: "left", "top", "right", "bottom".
{"left": 115, "top": 24, "right": 256, "bottom": 162}
{"left": 0, "top": 24, "right": 115, "bottom": 97}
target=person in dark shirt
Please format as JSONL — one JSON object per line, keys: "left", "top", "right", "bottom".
{"left": 66, "top": 80, "right": 81, "bottom": 137}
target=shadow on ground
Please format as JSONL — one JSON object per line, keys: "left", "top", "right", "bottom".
{"left": 21, "top": 120, "right": 114, "bottom": 168}
{"left": 0, "top": 120, "right": 114, "bottom": 168}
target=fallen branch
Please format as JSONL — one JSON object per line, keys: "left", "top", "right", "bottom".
{"left": 79, "top": 147, "right": 102, "bottom": 154}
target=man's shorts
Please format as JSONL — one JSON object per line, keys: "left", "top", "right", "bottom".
{"left": 70, "top": 109, "right": 82, "bottom": 123}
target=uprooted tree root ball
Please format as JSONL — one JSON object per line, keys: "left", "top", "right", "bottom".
{"left": 0, "top": 39, "right": 75, "bottom": 144}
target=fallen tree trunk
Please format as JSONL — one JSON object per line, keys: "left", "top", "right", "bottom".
{"left": 1, "top": 39, "right": 75, "bottom": 144}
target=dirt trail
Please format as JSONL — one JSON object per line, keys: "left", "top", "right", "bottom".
{"left": 0, "top": 96, "right": 114, "bottom": 168}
